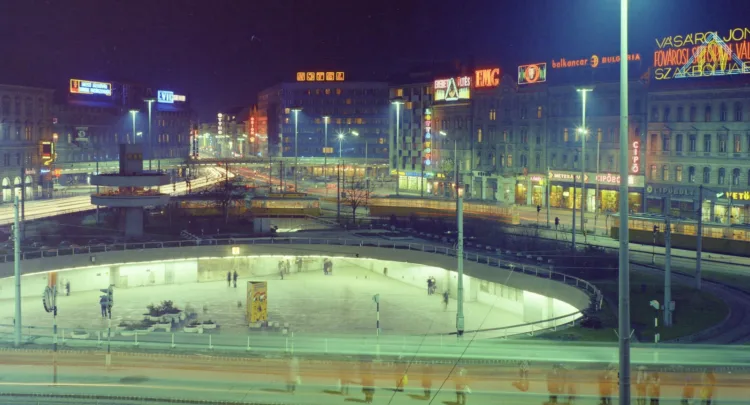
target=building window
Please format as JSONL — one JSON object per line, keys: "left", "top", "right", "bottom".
{"left": 489, "top": 109, "right": 497, "bottom": 121}
{"left": 520, "top": 107, "right": 527, "bottom": 119}
{"left": 24, "top": 125, "right": 31, "bottom": 141}
{"left": 718, "top": 168, "right": 726, "bottom": 185}
{"left": 521, "top": 129, "right": 528, "bottom": 144}
{"left": 663, "top": 107, "right": 671, "bottom": 122}
{"left": 507, "top": 154, "right": 512, "bottom": 167}
{"left": 735, "top": 134, "right": 742, "bottom": 153}
{"left": 284, "top": 108, "right": 290, "bottom": 114}
{"left": 477, "top": 128, "right": 482, "bottom": 143}
{"left": 649, "top": 133, "right": 658, "bottom": 152}
{"left": 662, "top": 165, "right": 669, "bottom": 181}
{"left": 720, "top": 103, "right": 728, "bottom": 121}
{"left": 719, "top": 135, "right": 727, "bottom": 153}
{"left": 562, "top": 154, "right": 568, "bottom": 168}
{"left": 676, "top": 165, "right": 683, "bottom": 182}
{"left": 1, "top": 96, "right": 9, "bottom": 115}
{"left": 689, "top": 105, "right": 697, "bottom": 122}
{"left": 537, "top": 106, "right": 543, "bottom": 119}
{"left": 703, "top": 167, "right": 711, "bottom": 184}
{"left": 675, "top": 134, "right": 683, "bottom": 152}
{"left": 634, "top": 99, "right": 642, "bottom": 114}
{"left": 649, "top": 164, "right": 657, "bottom": 180}
{"left": 676, "top": 106, "right": 684, "bottom": 122}
{"left": 704, "top": 106, "right": 712, "bottom": 122}
{"left": 650, "top": 106, "right": 659, "bottom": 122}
{"left": 563, "top": 128, "right": 569, "bottom": 142}
{"left": 520, "top": 155, "right": 527, "bottom": 168}
{"left": 689, "top": 166, "right": 696, "bottom": 183}
{"left": 662, "top": 134, "right": 670, "bottom": 152}
{"left": 733, "top": 168, "right": 740, "bottom": 186}
{"left": 703, "top": 134, "right": 711, "bottom": 152}
{"left": 405, "top": 101, "right": 413, "bottom": 110}
{"left": 536, "top": 134, "right": 541, "bottom": 145}
{"left": 597, "top": 128, "right": 603, "bottom": 143}
{"left": 336, "top": 88, "right": 342, "bottom": 95}
{"left": 550, "top": 154, "right": 556, "bottom": 167}
{"left": 689, "top": 134, "right": 697, "bottom": 152}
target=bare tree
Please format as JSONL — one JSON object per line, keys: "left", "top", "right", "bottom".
{"left": 342, "top": 174, "right": 373, "bottom": 223}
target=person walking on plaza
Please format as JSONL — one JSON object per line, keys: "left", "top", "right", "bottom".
{"left": 99, "top": 295, "right": 108, "bottom": 318}
{"left": 286, "top": 354, "right": 300, "bottom": 394}
{"left": 598, "top": 364, "right": 616, "bottom": 405}
{"left": 454, "top": 366, "right": 469, "bottom": 405}
{"left": 681, "top": 374, "right": 695, "bottom": 405}
{"left": 699, "top": 369, "right": 716, "bottom": 405}
{"left": 226, "top": 271, "right": 231, "bottom": 287}
{"left": 513, "top": 360, "right": 530, "bottom": 392}
{"left": 648, "top": 371, "right": 661, "bottom": 405}
{"left": 421, "top": 363, "right": 433, "bottom": 399}
{"left": 232, "top": 270, "right": 238, "bottom": 288}
{"left": 360, "top": 361, "right": 375, "bottom": 404}
{"left": 443, "top": 291, "right": 450, "bottom": 311}
{"left": 296, "top": 256, "right": 303, "bottom": 273}
{"left": 546, "top": 364, "right": 563, "bottom": 404}
{"left": 635, "top": 366, "right": 648, "bottom": 405}
{"left": 426, "top": 277, "right": 433, "bottom": 295}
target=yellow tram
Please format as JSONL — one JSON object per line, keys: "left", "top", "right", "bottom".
{"left": 248, "top": 193, "right": 321, "bottom": 217}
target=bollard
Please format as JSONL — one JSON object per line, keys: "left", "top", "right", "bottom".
{"left": 209, "top": 334, "right": 213, "bottom": 350}
{"left": 246, "top": 336, "right": 251, "bottom": 351}
{"left": 61, "top": 329, "right": 65, "bottom": 344}
{"left": 97, "top": 331, "right": 101, "bottom": 347}
{"left": 285, "top": 337, "right": 288, "bottom": 353}
{"left": 134, "top": 331, "right": 139, "bottom": 347}
{"left": 171, "top": 333, "right": 175, "bottom": 349}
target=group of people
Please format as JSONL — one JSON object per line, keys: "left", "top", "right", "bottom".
{"left": 426, "top": 276, "right": 437, "bottom": 295}
{"left": 226, "top": 270, "right": 238, "bottom": 287}
{"left": 323, "top": 258, "right": 334, "bottom": 275}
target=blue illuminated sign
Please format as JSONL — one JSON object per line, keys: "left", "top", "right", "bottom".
{"left": 157, "top": 90, "right": 174, "bottom": 104}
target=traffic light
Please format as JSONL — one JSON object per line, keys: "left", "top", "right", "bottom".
{"left": 536, "top": 205, "right": 541, "bottom": 213}
{"left": 555, "top": 217, "right": 560, "bottom": 226}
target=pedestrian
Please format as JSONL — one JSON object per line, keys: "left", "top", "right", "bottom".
{"left": 285, "top": 259, "right": 291, "bottom": 274}
{"left": 99, "top": 296, "right": 108, "bottom": 318}
{"left": 699, "top": 369, "right": 716, "bottom": 405}
{"left": 547, "top": 364, "right": 562, "bottom": 404}
{"left": 337, "top": 360, "right": 350, "bottom": 395}
{"left": 328, "top": 259, "right": 334, "bottom": 275}
{"left": 361, "top": 362, "right": 375, "bottom": 404}
{"left": 226, "top": 271, "right": 231, "bottom": 287}
{"left": 443, "top": 291, "right": 449, "bottom": 311}
{"left": 598, "top": 364, "right": 616, "bottom": 405}
{"left": 454, "top": 366, "right": 469, "bottom": 405}
{"left": 636, "top": 366, "right": 648, "bottom": 405}
{"left": 430, "top": 277, "right": 437, "bottom": 294}
{"left": 648, "top": 371, "right": 661, "bottom": 405}
{"left": 65, "top": 280, "right": 71, "bottom": 296}
{"left": 296, "top": 257, "right": 303, "bottom": 273}
{"left": 513, "top": 360, "right": 530, "bottom": 392}
{"left": 233, "top": 270, "right": 238, "bottom": 288}
{"left": 426, "top": 278, "right": 433, "bottom": 295}
{"left": 421, "top": 363, "right": 433, "bottom": 399}
{"left": 286, "top": 354, "right": 300, "bottom": 393}
{"left": 680, "top": 373, "right": 695, "bottom": 405}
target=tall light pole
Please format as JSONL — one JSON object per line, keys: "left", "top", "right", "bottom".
{"left": 352, "top": 131, "right": 368, "bottom": 190}
{"left": 291, "top": 107, "right": 302, "bottom": 192}
{"left": 391, "top": 98, "right": 404, "bottom": 196}
{"left": 144, "top": 98, "right": 155, "bottom": 171}
{"left": 440, "top": 130, "right": 462, "bottom": 336}
{"left": 577, "top": 87, "right": 593, "bottom": 237}
{"left": 129, "top": 109, "right": 138, "bottom": 145}
{"left": 337, "top": 133, "right": 344, "bottom": 222}
{"left": 323, "top": 116, "right": 330, "bottom": 194}
{"left": 618, "top": 1, "right": 632, "bottom": 404}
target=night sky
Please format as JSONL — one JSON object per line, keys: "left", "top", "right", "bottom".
{"left": 0, "top": 0, "right": 748, "bottom": 119}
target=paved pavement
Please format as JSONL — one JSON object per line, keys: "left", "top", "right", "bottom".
{"left": 0, "top": 350, "right": 747, "bottom": 405}
{"left": 0, "top": 264, "right": 521, "bottom": 338}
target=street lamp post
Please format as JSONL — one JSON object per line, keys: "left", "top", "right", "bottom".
{"left": 129, "top": 109, "right": 138, "bottom": 145}
{"left": 391, "top": 98, "right": 404, "bottom": 196}
{"left": 352, "top": 131, "right": 368, "bottom": 195}
{"left": 144, "top": 98, "right": 155, "bottom": 171}
{"left": 292, "top": 107, "right": 302, "bottom": 192}
{"left": 441, "top": 130, "right": 463, "bottom": 336}
{"left": 323, "top": 116, "right": 330, "bottom": 196}
{"left": 577, "top": 88, "right": 593, "bottom": 237}
{"left": 337, "top": 133, "right": 344, "bottom": 222}
{"left": 618, "top": 1, "right": 632, "bottom": 404}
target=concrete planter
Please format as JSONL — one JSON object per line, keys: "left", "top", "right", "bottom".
{"left": 201, "top": 323, "right": 217, "bottom": 330}
{"left": 183, "top": 325, "right": 203, "bottom": 333}
{"left": 154, "top": 322, "right": 172, "bottom": 332}
{"left": 70, "top": 331, "right": 89, "bottom": 340}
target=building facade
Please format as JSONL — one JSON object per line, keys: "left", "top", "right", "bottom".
{"left": 389, "top": 79, "right": 433, "bottom": 194}
{"left": 52, "top": 79, "right": 193, "bottom": 183}
{"left": 258, "top": 74, "right": 390, "bottom": 167}
{"left": 645, "top": 84, "right": 750, "bottom": 225}
{"left": 0, "top": 84, "right": 55, "bottom": 203}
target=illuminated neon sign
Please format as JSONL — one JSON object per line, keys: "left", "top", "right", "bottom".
{"left": 423, "top": 108, "right": 432, "bottom": 167}
{"left": 296, "top": 71, "right": 345, "bottom": 82}
{"left": 653, "top": 28, "right": 750, "bottom": 80}
{"left": 631, "top": 141, "right": 640, "bottom": 174}
{"left": 434, "top": 76, "right": 471, "bottom": 102}
{"left": 474, "top": 68, "right": 500, "bottom": 88}
{"left": 518, "top": 63, "right": 547, "bottom": 85}
{"left": 550, "top": 53, "right": 641, "bottom": 69}
{"left": 157, "top": 91, "right": 187, "bottom": 103}
{"left": 69, "top": 79, "right": 112, "bottom": 96}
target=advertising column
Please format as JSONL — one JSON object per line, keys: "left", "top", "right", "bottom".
{"left": 247, "top": 281, "right": 268, "bottom": 325}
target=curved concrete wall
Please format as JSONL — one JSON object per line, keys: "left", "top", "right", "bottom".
{"left": 0, "top": 244, "right": 588, "bottom": 332}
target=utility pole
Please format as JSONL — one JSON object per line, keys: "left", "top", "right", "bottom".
{"left": 664, "top": 214, "right": 672, "bottom": 327}
{"left": 546, "top": 167, "right": 550, "bottom": 228}
{"left": 572, "top": 176, "right": 577, "bottom": 251}
{"left": 456, "top": 176, "right": 464, "bottom": 338}
{"left": 13, "top": 195, "right": 21, "bottom": 347}
{"left": 336, "top": 163, "right": 341, "bottom": 223}
{"left": 20, "top": 162, "right": 26, "bottom": 240}
{"left": 617, "top": 1, "right": 633, "bottom": 403}
{"left": 696, "top": 184, "right": 703, "bottom": 290}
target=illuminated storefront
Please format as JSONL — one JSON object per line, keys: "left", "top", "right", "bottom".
{"left": 646, "top": 184, "right": 750, "bottom": 224}
{"left": 514, "top": 174, "right": 547, "bottom": 206}
{"left": 548, "top": 170, "right": 645, "bottom": 213}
